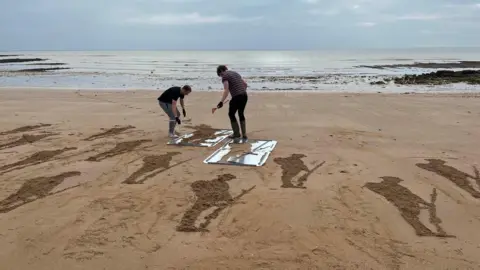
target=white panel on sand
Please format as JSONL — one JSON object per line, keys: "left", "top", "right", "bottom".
{"left": 203, "top": 139, "right": 278, "bottom": 167}
{"left": 167, "top": 130, "right": 233, "bottom": 147}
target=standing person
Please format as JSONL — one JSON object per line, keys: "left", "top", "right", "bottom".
{"left": 158, "top": 85, "right": 192, "bottom": 138}
{"left": 215, "top": 65, "right": 248, "bottom": 143}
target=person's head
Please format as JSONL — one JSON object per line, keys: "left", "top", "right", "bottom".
{"left": 216, "top": 65, "right": 228, "bottom": 77}
{"left": 181, "top": 85, "right": 192, "bottom": 95}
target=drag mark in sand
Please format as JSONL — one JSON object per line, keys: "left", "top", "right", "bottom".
{"left": 0, "top": 133, "right": 54, "bottom": 150}
{"left": 176, "top": 174, "right": 255, "bottom": 232}
{"left": 0, "top": 171, "right": 81, "bottom": 213}
{"left": 0, "top": 124, "right": 52, "bottom": 136}
{"left": 122, "top": 152, "right": 184, "bottom": 184}
{"left": 364, "top": 176, "right": 455, "bottom": 238}
{"left": 84, "top": 125, "right": 135, "bottom": 141}
{"left": 274, "top": 154, "right": 325, "bottom": 189}
{"left": 86, "top": 140, "right": 151, "bottom": 162}
{"left": 0, "top": 147, "right": 77, "bottom": 174}
{"left": 416, "top": 159, "right": 480, "bottom": 199}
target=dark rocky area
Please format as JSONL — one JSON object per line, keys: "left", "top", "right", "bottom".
{"left": 0, "top": 55, "right": 21, "bottom": 57}
{"left": 0, "top": 58, "right": 46, "bottom": 64}
{"left": 26, "top": 63, "right": 66, "bottom": 66}
{"left": 370, "top": 79, "right": 392, "bottom": 85}
{"left": 371, "top": 70, "right": 480, "bottom": 86}
{"left": 358, "top": 61, "right": 480, "bottom": 70}
{"left": 15, "top": 67, "right": 71, "bottom": 72}
{"left": 1, "top": 55, "right": 68, "bottom": 73}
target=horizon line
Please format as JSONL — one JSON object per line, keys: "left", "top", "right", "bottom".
{"left": 2, "top": 46, "right": 480, "bottom": 53}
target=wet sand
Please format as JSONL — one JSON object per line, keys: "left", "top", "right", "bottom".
{"left": 0, "top": 88, "right": 480, "bottom": 269}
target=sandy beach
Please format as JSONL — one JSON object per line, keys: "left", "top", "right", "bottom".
{"left": 0, "top": 88, "right": 480, "bottom": 270}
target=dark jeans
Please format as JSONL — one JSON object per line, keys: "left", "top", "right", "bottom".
{"left": 228, "top": 94, "right": 248, "bottom": 123}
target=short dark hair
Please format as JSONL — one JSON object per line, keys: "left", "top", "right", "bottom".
{"left": 182, "top": 85, "right": 192, "bottom": 92}
{"left": 216, "top": 65, "right": 228, "bottom": 76}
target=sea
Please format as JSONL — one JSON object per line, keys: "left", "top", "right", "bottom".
{"left": 1, "top": 48, "right": 480, "bottom": 93}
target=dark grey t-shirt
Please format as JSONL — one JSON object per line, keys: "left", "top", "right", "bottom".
{"left": 221, "top": 70, "right": 247, "bottom": 97}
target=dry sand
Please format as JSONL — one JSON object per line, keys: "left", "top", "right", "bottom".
{"left": 0, "top": 88, "right": 480, "bottom": 270}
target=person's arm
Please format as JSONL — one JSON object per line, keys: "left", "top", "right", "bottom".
{"left": 180, "top": 98, "right": 186, "bottom": 117}
{"left": 220, "top": 81, "right": 229, "bottom": 103}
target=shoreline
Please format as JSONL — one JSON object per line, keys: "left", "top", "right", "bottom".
{"left": 2, "top": 51, "right": 480, "bottom": 91}
{"left": 2, "top": 86, "right": 480, "bottom": 95}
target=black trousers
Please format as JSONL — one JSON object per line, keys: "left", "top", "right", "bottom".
{"left": 228, "top": 94, "right": 248, "bottom": 123}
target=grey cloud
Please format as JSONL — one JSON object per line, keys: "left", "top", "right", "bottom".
{"left": 0, "top": 0, "right": 479, "bottom": 50}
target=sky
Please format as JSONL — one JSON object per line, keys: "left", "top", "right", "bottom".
{"left": 0, "top": 0, "right": 479, "bottom": 50}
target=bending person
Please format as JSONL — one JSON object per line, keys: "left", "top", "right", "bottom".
{"left": 158, "top": 85, "right": 192, "bottom": 138}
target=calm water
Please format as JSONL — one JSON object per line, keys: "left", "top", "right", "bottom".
{"left": 1, "top": 48, "right": 480, "bottom": 92}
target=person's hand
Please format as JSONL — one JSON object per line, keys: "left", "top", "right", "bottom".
{"left": 217, "top": 101, "right": 223, "bottom": 109}
{"left": 176, "top": 117, "right": 181, "bottom": 125}
{"left": 182, "top": 108, "right": 186, "bottom": 117}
